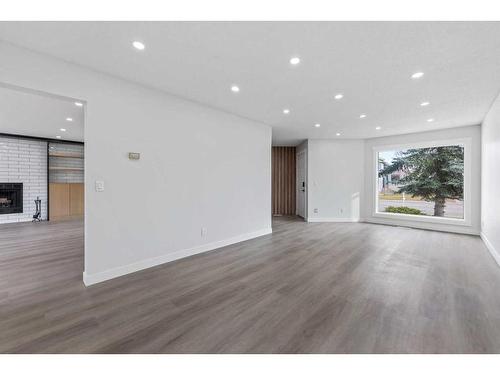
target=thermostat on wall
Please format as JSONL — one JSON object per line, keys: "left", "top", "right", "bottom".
{"left": 128, "top": 152, "right": 140, "bottom": 160}
{"left": 95, "top": 180, "right": 104, "bottom": 192}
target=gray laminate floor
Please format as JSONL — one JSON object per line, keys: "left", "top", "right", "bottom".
{"left": 1, "top": 217, "right": 500, "bottom": 353}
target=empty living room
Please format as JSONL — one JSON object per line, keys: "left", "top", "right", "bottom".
{"left": 2, "top": 1, "right": 500, "bottom": 372}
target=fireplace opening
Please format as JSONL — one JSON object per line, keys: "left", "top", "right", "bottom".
{"left": 0, "top": 183, "right": 23, "bottom": 214}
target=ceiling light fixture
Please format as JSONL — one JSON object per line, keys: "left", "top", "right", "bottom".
{"left": 60, "top": 128, "right": 66, "bottom": 132}
{"left": 56, "top": 135, "right": 62, "bottom": 139}
{"left": 359, "top": 114, "right": 367, "bottom": 119}
{"left": 427, "top": 118, "right": 435, "bottom": 122}
{"left": 336, "top": 133, "right": 341, "bottom": 136}
{"left": 231, "top": 85, "right": 240, "bottom": 93}
{"left": 314, "top": 123, "right": 321, "bottom": 128}
{"left": 375, "top": 126, "right": 382, "bottom": 130}
{"left": 411, "top": 72, "right": 424, "bottom": 79}
{"left": 283, "top": 109, "right": 290, "bottom": 115}
{"left": 289, "top": 57, "right": 300, "bottom": 65}
{"left": 74, "top": 102, "right": 83, "bottom": 107}
{"left": 334, "top": 94, "right": 344, "bottom": 100}
{"left": 420, "top": 101, "right": 430, "bottom": 106}
{"left": 132, "top": 41, "right": 145, "bottom": 50}
{"left": 66, "top": 117, "right": 73, "bottom": 122}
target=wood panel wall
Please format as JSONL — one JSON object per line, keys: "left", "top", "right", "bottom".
{"left": 272, "top": 147, "right": 296, "bottom": 216}
{"left": 49, "top": 183, "right": 84, "bottom": 221}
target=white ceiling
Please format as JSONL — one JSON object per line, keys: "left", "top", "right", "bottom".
{"left": 0, "top": 85, "right": 84, "bottom": 142}
{"left": 1, "top": 22, "right": 500, "bottom": 145}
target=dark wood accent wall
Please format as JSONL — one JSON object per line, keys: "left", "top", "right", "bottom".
{"left": 272, "top": 147, "right": 296, "bottom": 216}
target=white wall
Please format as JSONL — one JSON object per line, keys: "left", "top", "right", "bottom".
{"left": 363, "top": 125, "right": 481, "bottom": 235}
{"left": 307, "top": 139, "right": 364, "bottom": 222}
{"left": 481, "top": 93, "right": 500, "bottom": 264}
{"left": 0, "top": 42, "right": 272, "bottom": 285}
{"left": 0, "top": 136, "right": 47, "bottom": 223}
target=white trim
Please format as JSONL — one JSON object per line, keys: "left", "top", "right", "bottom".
{"left": 307, "top": 217, "right": 359, "bottom": 223}
{"left": 372, "top": 137, "right": 472, "bottom": 227}
{"left": 83, "top": 227, "right": 272, "bottom": 286}
{"left": 365, "top": 217, "right": 479, "bottom": 235}
{"left": 481, "top": 232, "right": 500, "bottom": 267}
{"left": 372, "top": 212, "right": 470, "bottom": 226}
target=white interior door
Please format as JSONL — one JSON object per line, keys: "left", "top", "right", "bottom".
{"left": 296, "top": 151, "right": 306, "bottom": 218}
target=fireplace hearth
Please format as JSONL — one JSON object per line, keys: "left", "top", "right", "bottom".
{"left": 0, "top": 183, "right": 23, "bottom": 214}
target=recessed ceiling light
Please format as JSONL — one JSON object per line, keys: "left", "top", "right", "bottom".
{"left": 66, "top": 117, "right": 73, "bottom": 122}
{"left": 314, "top": 123, "right": 321, "bottom": 128}
{"left": 283, "top": 109, "right": 290, "bottom": 115}
{"left": 56, "top": 135, "right": 62, "bottom": 139}
{"left": 231, "top": 85, "right": 240, "bottom": 93}
{"left": 427, "top": 118, "right": 435, "bottom": 122}
{"left": 375, "top": 126, "right": 382, "bottom": 130}
{"left": 132, "top": 41, "right": 145, "bottom": 50}
{"left": 420, "top": 101, "right": 430, "bottom": 106}
{"left": 411, "top": 72, "right": 424, "bottom": 79}
{"left": 289, "top": 57, "right": 300, "bottom": 65}
{"left": 336, "top": 133, "right": 341, "bottom": 136}
{"left": 60, "top": 128, "right": 66, "bottom": 132}
{"left": 74, "top": 102, "right": 83, "bottom": 107}
{"left": 334, "top": 94, "right": 344, "bottom": 100}
{"left": 359, "top": 114, "right": 367, "bottom": 119}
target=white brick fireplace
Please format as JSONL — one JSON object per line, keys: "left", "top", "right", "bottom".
{"left": 0, "top": 136, "right": 48, "bottom": 223}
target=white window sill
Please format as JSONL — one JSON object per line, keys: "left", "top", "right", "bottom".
{"left": 372, "top": 212, "right": 471, "bottom": 227}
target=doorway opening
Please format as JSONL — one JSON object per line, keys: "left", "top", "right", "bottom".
{"left": 271, "top": 146, "right": 307, "bottom": 224}
{"left": 0, "top": 82, "right": 86, "bottom": 292}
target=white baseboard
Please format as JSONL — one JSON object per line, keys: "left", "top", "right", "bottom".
{"left": 307, "top": 217, "right": 360, "bottom": 223}
{"left": 481, "top": 232, "right": 500, "bottom": 267}
{"left": 83, "top": 227, "right": 272, "bottom": 286}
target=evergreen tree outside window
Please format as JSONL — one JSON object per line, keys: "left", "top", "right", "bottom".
{"left": 377, "top": 145, "right": 464, "bottom": 219}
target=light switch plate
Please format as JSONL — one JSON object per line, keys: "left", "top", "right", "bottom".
{"left": 95, "top": 180, "right": 104, "bottom": 192}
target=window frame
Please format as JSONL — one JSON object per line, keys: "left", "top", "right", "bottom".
{"left": 372, "top": 137, "right": 472, "bottom": 227}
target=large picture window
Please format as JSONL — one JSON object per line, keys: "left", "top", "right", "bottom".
{"left": 376, "top": 143, "right": 465, "bottom": 220}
